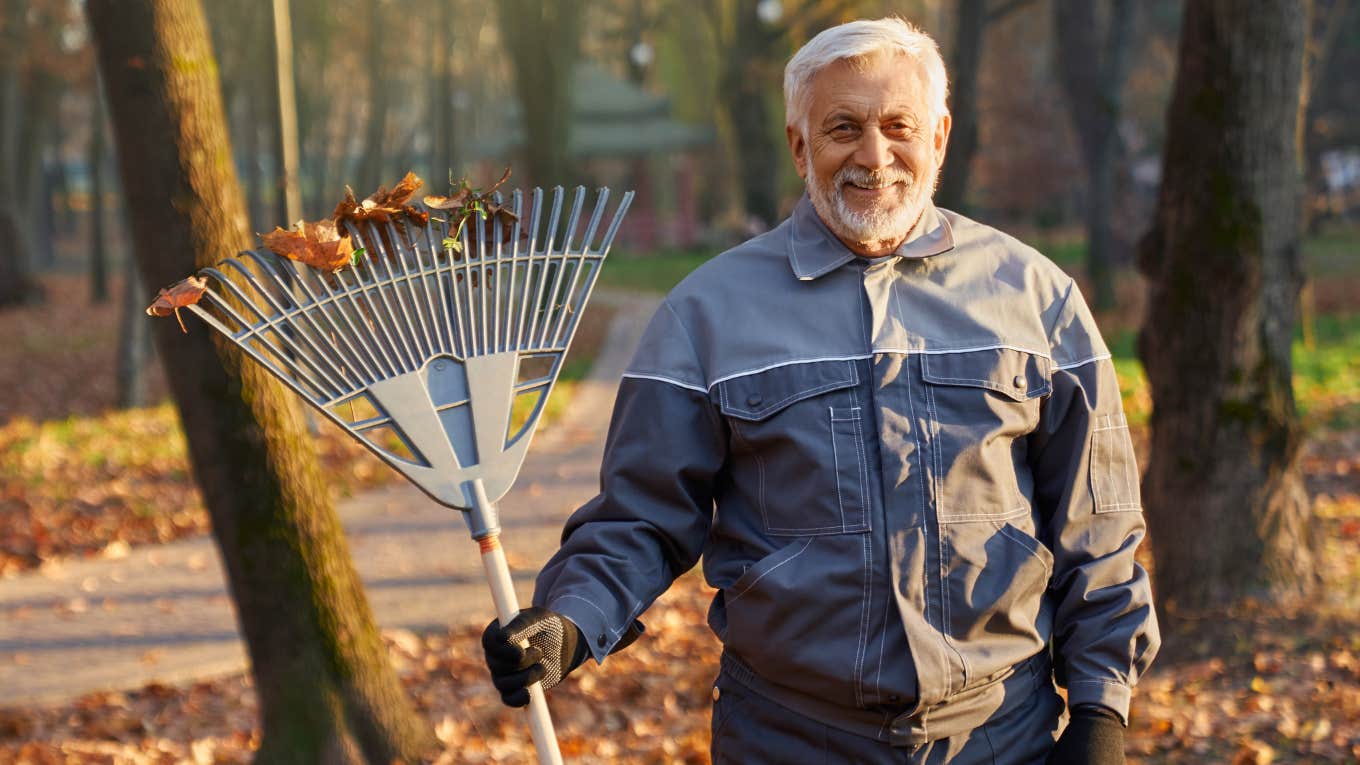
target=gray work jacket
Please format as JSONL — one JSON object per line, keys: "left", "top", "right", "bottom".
{"left": 534, "top": 195, "right": 1160, "bottom": 746}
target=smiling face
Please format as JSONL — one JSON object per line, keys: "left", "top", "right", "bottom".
{"left": 786, "top": 54, "right": 950, "bottom": 256}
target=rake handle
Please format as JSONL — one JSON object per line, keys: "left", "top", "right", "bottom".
{"left": 479, "top": 532, "right": 565, "bottom": 765}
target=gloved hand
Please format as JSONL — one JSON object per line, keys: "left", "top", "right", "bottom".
{"left": 1047, "top": 705, "right": 1126, "bottom": 765}
{"left": 481, "top": 607, "right": 588, "bottom": 707}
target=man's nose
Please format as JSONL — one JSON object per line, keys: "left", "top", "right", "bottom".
{"left": 852, "top": 128, "right": 894, "bottom": 171}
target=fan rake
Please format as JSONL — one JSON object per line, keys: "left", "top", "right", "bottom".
{"left": 185, "top": 185, "right": 633, "bottom": 765}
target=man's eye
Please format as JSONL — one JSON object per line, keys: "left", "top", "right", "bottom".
{"left": 831, "top": 124, "right": 858, "bottom": 137}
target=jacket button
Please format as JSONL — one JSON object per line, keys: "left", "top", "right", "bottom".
{"left": 597, "top": 633, "right": 607, "bottom": 648}
{"left": 746, "top": 393, "right": 763, "bottom": 407}
{"left": 712, "top": 686, "right": 721, "bottom": 701}
{"left": 1013, "top": 375, "right": 1026, "bottom": 389}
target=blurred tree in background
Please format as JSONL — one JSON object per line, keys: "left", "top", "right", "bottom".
{"left": 1138, "top": 0, "right": 1316, "bottom": 612}
{"left": 1052, "top": 0, "right": 1136, "bottom": 312}
{"left": 498, "top": 0, "right": 589, "bottom": 187}
{"left": 86, "top": 0, "right": 434, "bottom": 759}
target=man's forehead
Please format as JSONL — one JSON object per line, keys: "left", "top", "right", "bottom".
{"left": 806, "top": 55, "right": 930, "bottom": 115}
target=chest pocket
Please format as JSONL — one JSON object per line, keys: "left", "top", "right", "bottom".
{"left": 717, "top": 360, "right": 872, "bottom": 536}
{"left": 920, "top": 348, "right": 1051, "bottom": 522}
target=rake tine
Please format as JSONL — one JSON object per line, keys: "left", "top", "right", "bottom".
{"left": 421, "top": 214, "right": 455, "bottom": 355}
{"left": 274, "top": 257, "right": 380, "bottom": 386}
{"left": 503, "top": 189, "right": 524, "bottom": 354}
{"left": 548, "top": 188, "right": 608, "bottom": 348}
{"left": 491, "top": 192, "right": 505, "bottom": 354}
{"left": 358, "top": 221, "right": 423, "bottom": 370}
{"left": 442, "top": 215, "right": 470, "bottom": 361}
{"left": 312, "top": 263, "right": 395, "bottom": 382}
{"left": 385, "top": 218, "right": 439, "bottom": 361}
{"left": 474, "top": 208, "right": 489, "bottom": 358}
{"left": 514, "top": 188, "right": 543, "bottom": 352}
{"left": 331, "top": 252, "right": 404, "bottom": 379}
{"left": 185, "top": 297, "right": 335, "bottom": 404}
{"left": 598, "top": 190, "right": 635, "bottom": 257}
{"left": 239, "top": 251, "right": 355, "bottom": 392}
{"left": 579, "top": 188, "right": 610, "bottom": 256}
{"left": 214, "top": 259, "right": 344, "bottom": 401}
{"left": 344, "top": 220, "right": 419, "bottom": 373}
{"left": 197, "top": 270, "right": 336, "bottom": 404}
{"left": 535, "top": 187, "right": 584, "bottom": 349}
{"left": 558, "top": 191, "right": 634, "bottom": 356}
{"left": 525, "top": 187, "right": 565, "bottom": 350}
{"left": 402, "top": 215, "right": 445, "bottom": 358}
{"left": 457, "top": 209, "right": 478, "bottom": 357}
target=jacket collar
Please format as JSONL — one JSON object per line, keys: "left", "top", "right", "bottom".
{"left": 786, "top": 193, "right": 955, "bottom": 281}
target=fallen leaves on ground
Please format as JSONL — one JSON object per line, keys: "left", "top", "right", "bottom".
{"left": 0, "top": 573, "right": 723, "bottom": 764}
{"left": 1, "top": 567, "right": 1357, "bottom": 763}
{"left": 0, "top": 402, "right": 395, "bottom": 577}
{"left": 1127, "top": 605, "right": 1360, "bottom": 763}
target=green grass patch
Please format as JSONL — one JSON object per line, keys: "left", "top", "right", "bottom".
{"left": 1303, "top": 223, "right": 1360, "bottom": 277}
{"left": 1108, "top": 312, "right": 1360, "bottom": 431}
{"left": 599, "top": 248, "right": 715, "bottom": 294}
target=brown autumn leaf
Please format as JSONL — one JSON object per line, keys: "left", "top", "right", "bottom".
{"left": 260, "top": 219, "right": 355, "bottom": 272}
{"left": 333, "top": 171, "right": 430, "bottom": 226}
{"left": 424, "top": 166, "right": 519, "bottom": 247}
{"left": 145, "top": 276, "right": 209, "bottom": 333}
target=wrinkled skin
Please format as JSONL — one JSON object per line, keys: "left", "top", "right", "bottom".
{"left": 785, "top": 54, "right": 951, "bottom": 256}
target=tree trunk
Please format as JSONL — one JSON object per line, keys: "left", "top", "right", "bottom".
{"left": 86, "top": 1, "right": 435, "bottom": 761}
{"left": 115, "top": 254, "right": 152, "bottom": 408}
{"left": 357, "top": 0, "right": 390, "bottom": 192}
{"left": 935, "top": 0, "right": 985, "bottom": 213}
{"left": 1136, "top": 0, "right": 1316, "bottom": 613}
{"left": 719, "top": 2, "right": 783, "bottom": 230}
{"left": 269, "top": 0, "right": 301, "bottom": 223}
{"left": 498, "top": 0, "right": 585, "bottom": 187}
{"left": 246, "top": 86, "right": 268, "bottom": 233}
{"left": 1054, "top": 0, "right": 1135, "bottom": 312}
{"left": 430, "top": 0, "right": 457, "bottom": 183}
{"left": 91, "top": 83, "right": 111, "bottom": 304}
{"left": 0, "top": 3, "right": 42, "bottom": 308}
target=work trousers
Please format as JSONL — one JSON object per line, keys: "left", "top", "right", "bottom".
{"left": 710, "top": 670, "right": 1065, "bottom": 764}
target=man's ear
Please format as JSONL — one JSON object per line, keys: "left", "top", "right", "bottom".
{"left": 786, "top": 124, "right": 808, "bottom": 180}
{"left": 933, "top": 113, "right": 952, "bottom": 168}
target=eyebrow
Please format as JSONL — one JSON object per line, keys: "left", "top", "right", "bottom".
{"left": 821, "top": 109, "right": 919, "bottom": 127}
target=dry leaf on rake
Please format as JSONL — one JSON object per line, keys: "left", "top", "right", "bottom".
{"left": 333, "top": 171, "right": 430, "bottom": 226}
{"left": 260, "top": 219, "right": 356, "bottom": 272}
{"left": 145, "top": 276, "right": 209, "bottom": 333}
{"left": 424, "top": 166, "right": 520, "bottom": 251}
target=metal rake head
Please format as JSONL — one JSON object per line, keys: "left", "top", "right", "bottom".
{"left": 186, "top": 185, "right": 634, "bottom": 509}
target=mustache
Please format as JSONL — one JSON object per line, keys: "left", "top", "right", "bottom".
{"left": 835, "top": 165, "right": 914, "bottom": 189}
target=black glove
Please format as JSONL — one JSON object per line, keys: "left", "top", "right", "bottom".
{"left": 481, "top": 607, "right": 588, "bottom": 708}
{"left": 1047, "top": 705, "right": 1126, "bottom": 765}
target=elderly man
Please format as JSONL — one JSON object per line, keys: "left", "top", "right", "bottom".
{"left": 483, "top": 17, "right": 1158, "bottom": 764}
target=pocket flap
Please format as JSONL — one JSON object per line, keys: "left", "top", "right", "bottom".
{"left": 717, "top": 359, "right": 858, "bottom": 421}
{"left": 921, "top": 348, "right": 1051, "bottom": 402}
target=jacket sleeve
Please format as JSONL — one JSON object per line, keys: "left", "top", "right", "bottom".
{"left": 533, "top": 299, "right": 727, "bottom": 663}
{"left": 1028, "top": 280, "right": 1161, "bottom": 722}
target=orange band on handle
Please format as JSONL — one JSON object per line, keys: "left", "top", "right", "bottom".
{"left": 479, "top": 535, "right": 501, "bottom": 554}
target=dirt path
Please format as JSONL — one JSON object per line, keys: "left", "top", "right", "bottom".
{"left": 0, "top": 291, "right": 661, "bottom": 705}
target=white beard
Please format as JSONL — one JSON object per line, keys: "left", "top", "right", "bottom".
{"left": 807, "top": 162, "right": 935, "bottom": 248}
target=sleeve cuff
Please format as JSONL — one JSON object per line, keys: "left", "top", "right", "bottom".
{"left": 547, "top": 593, "right": 645, "bottom": 664}
{"left": 1066, "top": 680, "right": 1131, "bottom": 725}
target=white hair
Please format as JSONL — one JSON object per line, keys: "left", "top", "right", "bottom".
{"left": 783, "top": 17, "right": 949, "bottom": 132}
